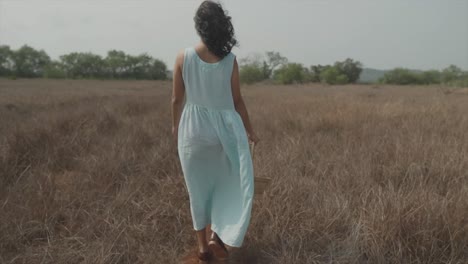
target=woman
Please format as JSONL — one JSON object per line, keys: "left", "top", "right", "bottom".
{"left": 171, "top": 1, "right": 259, "bottom": 263}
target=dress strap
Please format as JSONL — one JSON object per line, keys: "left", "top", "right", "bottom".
{"left": 224, "top": 52, "right": 236, "bottom": 77}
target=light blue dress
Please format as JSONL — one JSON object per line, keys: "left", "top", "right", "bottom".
{"left": 177, "top": 47, "right": 254, "bottom": 247}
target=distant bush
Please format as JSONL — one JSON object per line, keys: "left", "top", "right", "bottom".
{"left": 149, "top": 59, "right": 168, "bottom": 80}
{"left": 442, "top": 65, "right": 463, "bottom": 84}
{"left": 420, "top": 70, "right": 442, "bottom": 85}
{"left": 263, "top": 51, "right": 288, "bottom": 79}
{"left": 43, "top": 62, "right": 67, "bottom": 79}
{"left": 0, "top": 44, "right": 168, "bottom": 80}
{"left": 10, "top": 45, "right": 51, "bottom": 78}
{"left": 380, "top": 65, "right": 468, "bottom": 87}
{"left": 309, "top": 59, "right": 362, "bottom": 85}
{"left": 334, "top": 58, "right": 363, "bottom": 83}
{"left": 448, "top": 74, "right": 468, "bottom": 88}
{"left": 0, "top": 45, "right": 13, "bottom": 76}
{"left": 380, "top": 68, "right": 423, "bottom": 85}
{"left": 239, "top": 63, "right": 266, "bottom": 84}
{"left": 320, "top": 66, "right": 349, "bottom": 85}
{"left": 238, "top": 51, "right": 288, "bottom": 84}
{"left": 273, "top": 63, "right": 307, "bottom": 84}
{"left": 268, "top": 58, "right": 363, "bottom": 85}
{"left": 308, "top": 65, "right": 327, "bottom": 83}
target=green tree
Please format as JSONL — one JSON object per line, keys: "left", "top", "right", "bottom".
{"left": 421, "top": 70, "right": 442, "bottom": 84}
{"left": 12, "top": 45, "right": 51, "bottom": 78}
{"left": 263, "top": 51, "right": 288, "bottom": 78}
{"left": 126, "top": 53, "right": 154, "bottom": 79}
{"left": 334, "top": 58, "right": 363, "bottom": 83}
{"left": 274, "top": 63, "right": 307, "bottom": 84}
{"left": 309, "top": 65, "right": 328, "bottom": 82}
{"left": 104, "top": 51, "right": 167, "bottom": 80}
{"left": 240, "top": 63, "right": 265, "bottom": 84}
{"left": 320, "top": 66, "right": 349, "bottom": 85}
{"left": 442, "top": 65, "right": 462, "bottom": 84}
{"left": 151, "top": 59, "right": 168, "bottom": 80}
{"left": 0, "top": 45, "right": 14, "bottom": 76}
{"left": 80, "top": 53, "right": 105, "bottom": 78}
{"left": 59, "top": 53, "right": 81, "bottom": 78}
{"left": 379, "top": 68, "right": 423, "bottom": 85}
{"left": 43, "top": 61, "right": 67, "bottom": 79}
{"left": 59, "top": 52, "right": 105, "bottom": 78}
{"left": 105, "top": 50, "right": 128, "bottom": 78}
{"left": 238, "top": 54, "right": 268, "bottom": 84}
{"left": 452, "top": 73, "right": 468, "bottom": 88}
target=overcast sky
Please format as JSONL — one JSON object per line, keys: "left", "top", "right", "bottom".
{"left": 1, "top": 0, "right": 467, "bottom": 70}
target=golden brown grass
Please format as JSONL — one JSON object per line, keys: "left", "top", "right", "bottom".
{"left": 0, "top": 79, "right": 467, "bottom": 264}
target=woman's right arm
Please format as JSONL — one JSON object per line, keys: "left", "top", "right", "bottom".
{"left": 171, "top": 50, "right": 185, "bottom": 144}
{"left": 231, "top": 57, "right": 259, "bottom": 144}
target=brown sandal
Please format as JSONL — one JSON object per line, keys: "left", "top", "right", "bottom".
{"left": 208, "top": 232, "right": 229, "bottom": 260}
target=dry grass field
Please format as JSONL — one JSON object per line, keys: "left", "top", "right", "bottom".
{"left": 0, "top": 78, "right": 467, "bottom": 264}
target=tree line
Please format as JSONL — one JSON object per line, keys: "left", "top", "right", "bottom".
{"left": 1, "top": 44, "right": 466, "bottom": 87}
{"left": 239, "top": 51, "right": 363, "bottom": 85}
{"left": 379, "top": 66, "right": 468, "bottom": 87}
{"left": 0, "top": 45, "right": 168, "bottom": 80}
{"left": 239, "top": 51, "right": 468, "bottom": 87}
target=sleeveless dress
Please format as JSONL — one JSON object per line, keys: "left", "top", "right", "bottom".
{"left": 177, "top": 47, "right": 254, "bottom": 247}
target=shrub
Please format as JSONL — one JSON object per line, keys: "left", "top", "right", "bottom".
{"left": 239, "top": 64, "right": 266, "bottom": 84}
{"left": 379, "top": 68, "right": 423, "bottom": 85}
{"left": 309, "top": 65, "right": 327, "bottom": 83}
{"left": 334, "top": 58, "right": 363, "bottom": 83}
{"left": 448, "top": 73, "right": 468, "bottom": 88}
{"left": 151, "top": 59, "right": 168, "bottom": 80}
{"left": 421, "top": 70, "right": 442, "bottom": 85}
{"left": 273, "top": 63, "right": 307, "bottom": 84}
{"left": 320, "top": 66, "right": 349, "bottom": 85}
{"left": 442, "top": 65, "right": 462, "bottom": 83}
{"left": 43, "top": 62, "right": 67, "bottom": 79}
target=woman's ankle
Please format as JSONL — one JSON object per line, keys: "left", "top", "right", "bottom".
{"left": 198, "top": 245, "right": 209, "bottom": 253}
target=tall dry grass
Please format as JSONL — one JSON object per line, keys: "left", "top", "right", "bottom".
{"left": 0, "top": 79, "right": 467, "bottom": 263}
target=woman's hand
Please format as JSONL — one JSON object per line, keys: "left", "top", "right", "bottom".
{"left": 247, "top": 131, "right": 260, "bottom": 145}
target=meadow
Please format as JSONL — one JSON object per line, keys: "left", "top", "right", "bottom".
{"left": 0, "top": 79, "right": 467, "bottom": 263}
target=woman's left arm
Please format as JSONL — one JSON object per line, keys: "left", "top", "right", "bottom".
{"left": 171, "top": 50, "right": 185, "bottom": 144}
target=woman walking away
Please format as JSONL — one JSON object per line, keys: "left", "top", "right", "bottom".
{"left": 172, "top": 1, "right": 259, "bottom": 263}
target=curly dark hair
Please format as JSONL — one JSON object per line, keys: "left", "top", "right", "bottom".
{"left": 194, "top": 1, "right": 238, "bottom": 58}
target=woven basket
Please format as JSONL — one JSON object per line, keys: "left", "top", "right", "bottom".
{"left": 250, "top": 143, "right": 272, "bottom": 195}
